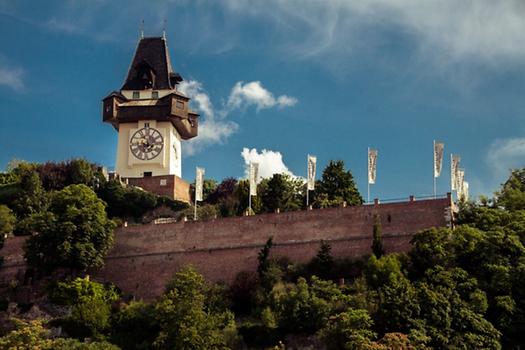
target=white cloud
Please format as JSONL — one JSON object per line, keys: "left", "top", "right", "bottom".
{"left": 227, "top": 81, "right": 297, "bottom": 111}
{"left": 178, "top": 80, "right": 214, "bottom": 118}
{"left": 0, "top": 65, "right": 24, "bottom": 92}
{"left": 46, "top": 18, "right": 80, "bottom": 34}
{"left": 221, "top": 0, "right": 525, "bottom": 69}
{"left": 8, "top": 1, "right": 525, "bottom": 70}
{"left": 241, "top": 147, "right": 295, "bottom": 181}
{"left": 179, "top": 80, "right": 297, "bottom": 155}
{"left": 487, "top": 137, "right": 525, "bottom": 178}
{"left": 178, "top": 80, "right": 239, "bottom": 155}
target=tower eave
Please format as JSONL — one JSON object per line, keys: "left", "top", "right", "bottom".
{"left": 101, "top": 93, "right": 198, "bottom": 139}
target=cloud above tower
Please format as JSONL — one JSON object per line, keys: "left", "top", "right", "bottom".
{"left": 487, "top": 137, "right": 525, "bottom": 178}
{"left": 179, "top": 79, "right": 298, "bottom": 155}
{"left": 227, "top": 81, "right": 298, "bottom": 111}
{"left": 0, "top": 60, "right": 24, "bottom": 92}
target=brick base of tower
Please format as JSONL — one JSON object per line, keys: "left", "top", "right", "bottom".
{"left": 126, "top": 175, "right": 191, "bottom": 203}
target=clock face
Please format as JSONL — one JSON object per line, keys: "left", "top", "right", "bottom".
{"left": 129, "top": 127, "right": 164, "bottom": 160}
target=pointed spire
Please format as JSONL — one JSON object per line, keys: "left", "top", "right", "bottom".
{"left": 140, "top": 20, "right": 144, "bottom": 39}
{"left": 162, "top": 19, "right": 167, "bottom": 40}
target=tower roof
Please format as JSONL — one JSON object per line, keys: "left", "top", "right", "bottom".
{"left": 121, "top": 37, "right": 183, "bottom": 91}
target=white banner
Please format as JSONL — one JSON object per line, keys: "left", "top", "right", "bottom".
{"left": 451, "top": 154, "right": 460, "bottom": 191}
{"left": 368, "top": 148, "right": 378, "bottom": 185}
{"left": 249, "top": 162, "right": 259, "bottom": 196}
{"left": 463, "top": 181, "right": 469, "bottom": 201}
{"left": 195, "top": 167, "right": 205, "bottom": 202}
{"left": 457, "top": 168, "right": 465, "bottom": 199}
{"left": 434, "top": 141, "right": 444, "bottom": 178}
{"left": 307, "top": 155, "right": 317, "bottom": 190}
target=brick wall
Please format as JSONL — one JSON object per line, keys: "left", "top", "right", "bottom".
{"left": 0, "top": 195, "right": 452, "bottom": 300}
{"left": 127, "top": 175, "right": 190, "bottom": 202}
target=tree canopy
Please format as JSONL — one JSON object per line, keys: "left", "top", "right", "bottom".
{"left": 0, "top": 204, "right": 15, "bottom": 248}
{"left": 497, "top": 168, "right": 525, "bottom": 211}
{"left": 315, "top": 160, "right": 363, "bottom": 207}
{"left": 24, "top": 184, "right": 116, "bottom": 272}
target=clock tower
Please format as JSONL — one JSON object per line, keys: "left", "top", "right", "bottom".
{"left": 102, "top": 36, "right": 198, "bottom": 202}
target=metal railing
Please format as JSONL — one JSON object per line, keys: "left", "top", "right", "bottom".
{"left": 364, "top": 193, "right": 449, "bottom": 205}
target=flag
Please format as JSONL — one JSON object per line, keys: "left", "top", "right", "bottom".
{"left": 451, "top": 154, "right": 460, "bottom": 191}
{"left": 249, "top": 162, "right": 259, "bottom": 196}
{"left": 457, "top": 168, "right": 465, "bottom": 199}
{"left": 307, "top": 155, "right": 317, "bottom": 190}
{"left": 434, "top": 141, "right": 444, "bottom": 178}
{"left": 368, "top": 148, "right": 378, "bottom": 185}
{"left": 195, "top": 167, "right": 205, "bottom": 202}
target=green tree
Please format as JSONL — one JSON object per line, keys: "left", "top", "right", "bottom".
{"left": 375, "top": 272, "right": 420, "bottom": 334}
{"left": 364, "top": 254, "right": 405, "bottom": 291}
{"left": 409, "top": 220, "right": 524, "bottom": 348}
{"left": 0, "top": 204, "right": 15, "bottom": 247}
{"left": 415, "top": 267, "right": 501, "bottom": 349}
{"left": 373, "top": 332, "right": 421, "bottom": 349}
{"left": 67, "top": 158, "right": 96, "bottom": 186}
{"left": 97, "top": 180, "right": 157, "bottom": 220}
{"left": 261, "top": 173, "right": 303, "bottom": 213}
{"left": 190, "top": 179, "right": 217, "bottom": 203}
{"left": 314, "top": 160, "right": 363, "bottom": 208}
{"left": 0, "top": 319, "right": 52, "bottom": 349}
{"left": 35, "top": 159, "right": 97, "bottom": 191}
{"left": 179, "top": 203, "right": 219, "bottom": 221}
{"left": 206, "top": 178, "right": 240, "bottom": 217}
{"left": 309, "top": 240, "right": 335, "bottom": 279}
{"left": 154, "top": 266, "right": 234, "bottom": 350}
{"left": 0, "top": 319, "right": 120, "bottom": 349}
{"left": 408, "top": 228, "right": 452, "bottom": 278}
{"left": 496, "top": 168, "right": 525, "bottom": 211}
{"left": 271, "top": 277, "right": 331, "bottom": 333}
{"left": 50, "top": 277, "right": 119, "bottom": 339}
{"left": 230, "top": 271, "right": 258, "bottom": 315}
{"left": 24, "top": 184, "right": 116, "bottom": 273}
{"left": 235, "top": 179, "right": 263, "bottom": 215}
{"left": 320, "top": 309, "right": 376, "bottom": 350}
{"left": 363, "top": 255, "right": 420, "bottom": 334}
{"left": 110, "top": 301, "right": 159, "bottom": 350}
{"left": 10, "top": 164, "right": 47, "bottom": 220}
{"left": 372, "top": 214, "right": 384, "bottom": 258}
{"left": 258, "top": 237, "right": 274, "bottom": 280}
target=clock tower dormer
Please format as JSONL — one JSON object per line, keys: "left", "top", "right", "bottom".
{"left": 102, "top": 36, "right": 198, "bottom": 202}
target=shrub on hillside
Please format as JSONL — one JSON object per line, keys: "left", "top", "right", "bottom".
{"left": 49, "top": 277, "right": 119, "bottom": 339}
{"left": 96, "top": 180, "right": 157, "bottom": 220}
{"left": 155, "top": 266, "right": 237, "bottom": 349}
{"left": 110, "top": 301, "right": 159, "bottom": 350}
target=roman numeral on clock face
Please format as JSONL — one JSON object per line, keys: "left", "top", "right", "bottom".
{"left": 129, "top": 127, "right": 164, "bottom": 160}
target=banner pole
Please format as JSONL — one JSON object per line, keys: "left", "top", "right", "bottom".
{"left": 194, "top": 168, "right": 198, "bottom": 221}
{"left": 306, "top": 154, "right": 309, "bottom": 208}
{"left": 433, "top": 140, "right": 436, "bottom": 198}
{"left": 367, "top": 147, "right": 370, "bottom": 204}
{"left": 450, "top": 153, "right": 453, "bottom": 197}
{"left": 306, "top": 188, "right": 309, "bottom": 208}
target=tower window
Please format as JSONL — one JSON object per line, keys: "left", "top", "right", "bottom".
{"left": 132, "top": 91, "right": 140, "bottom": 99}
{"left": 176, "top": 101, "right": 184, "bottom": 109}
{"left": 152, "top": 91, "right": 159, "bottom": 99}
{"left": 144, "top": 172, "right": 152, "bottom": 177}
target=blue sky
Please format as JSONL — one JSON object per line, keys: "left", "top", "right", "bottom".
{"left": 1, "top": 0, "right": 525, "bottom": 200}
